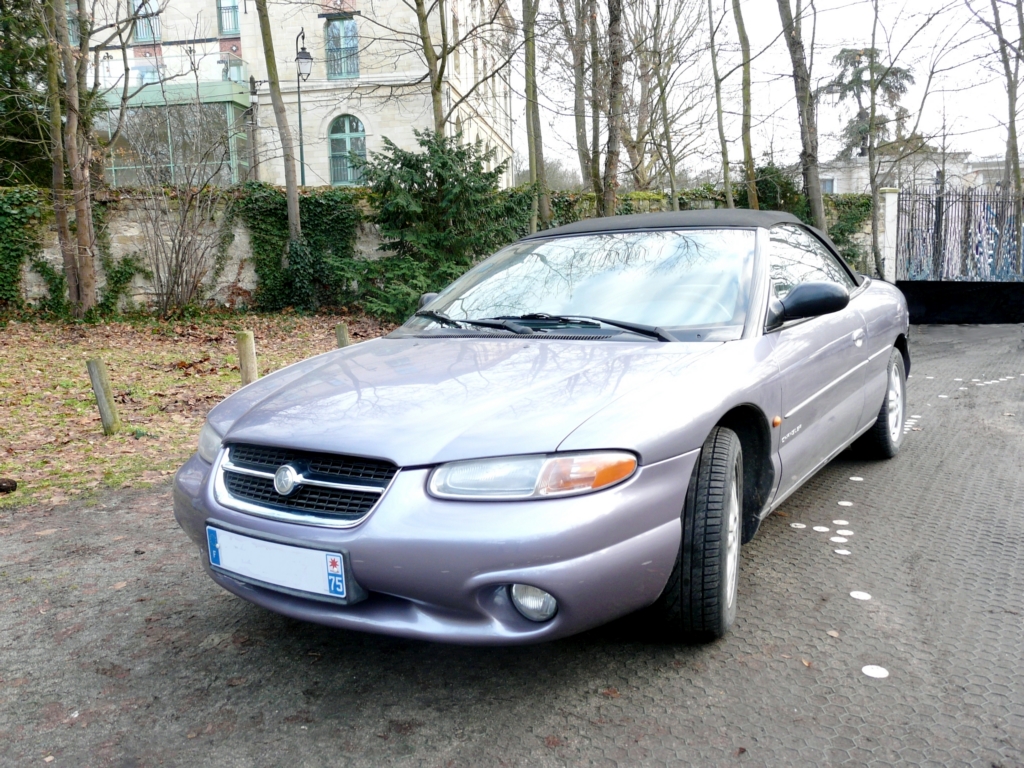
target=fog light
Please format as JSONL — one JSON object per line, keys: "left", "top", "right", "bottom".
{"left": 509, "top": 584, "right": 557, "bottom": 622}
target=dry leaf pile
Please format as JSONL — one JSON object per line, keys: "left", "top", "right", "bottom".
{"left": 0, "top": 314, "right": 391, "bottom": 508}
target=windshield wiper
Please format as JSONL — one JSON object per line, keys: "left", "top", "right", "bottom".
{"left": 415, "top": 310, "right": 534, "bottom": 335}
{"left": 496, "top": 313, "right": 601, "bottom": 327}
{"left": 414, "top": 309, "right": 464, "bottom": 328}
{"left": 463, "top": 317, "right": 535, "bottom": 335}
{"left": 564, "top": 316, "right": 676, "bottom": 342}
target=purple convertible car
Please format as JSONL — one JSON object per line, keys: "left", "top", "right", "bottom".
{"left": 174, "top": 210, "right": 910, "bottom": 644}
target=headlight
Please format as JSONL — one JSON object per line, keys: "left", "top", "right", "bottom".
{"left": 428, "top": 451, "right": 637, "bottom": 500}
{"left": 197, "top": 422, "right": 223, "bottom": 464}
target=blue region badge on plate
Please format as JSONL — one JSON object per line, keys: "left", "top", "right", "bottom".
{"left": 326, "top": 553, "right": 346, "bottom": 597}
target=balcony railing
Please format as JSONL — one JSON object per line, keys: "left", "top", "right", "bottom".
{"left": 326, "top": 45, "right": 359, "bottom": 79}
{"left": 218, "top": 4, "right": 239, "bottom": 35}
{"left": 134, "top": 14, "right": 160, "bottom": 42}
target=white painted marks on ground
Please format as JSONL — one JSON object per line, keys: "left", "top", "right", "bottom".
{"left": 834, "top": 549, "right": 851, "bottom": 556}
{"left": 850, "top": 591, "right": 872, "bottom": 600}
{"left": 862, "top": 665, "right": 889, "bottom": 679}
{"left": 813, "top": 526, "right": 830, "bottom": 532}
{"left": 833, "top": 519, "right": 849, "bottom": 526}
{"left": 831, "top": 536, "right": 849, "bottom": 543}
{"left": 836, "top": 529, "right": 854, "bottom": 536}
{"left": 790, "top": 523, "right": 806, "bottom": 529}
{"left": 838, "top": 501, "right": 853, "bottom": 507}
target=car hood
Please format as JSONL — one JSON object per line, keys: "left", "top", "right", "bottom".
{"left": 218, "top": 337, "right": 719, "bottom": 466}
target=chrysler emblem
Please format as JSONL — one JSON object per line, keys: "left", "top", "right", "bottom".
{"left": 273, "top": 464, "right": 301, "bottom": 496}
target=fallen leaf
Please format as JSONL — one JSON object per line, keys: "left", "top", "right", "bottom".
{"left": 186, "top": 732, "right": 197, "bottom": 739}
{"left": 600, "top": 687, "right": 620, "bottom": 698}
{"left": 544, "top": 736, "right": 562, "bottom": 748}
{"left": 735, "top": 747, "right": 747, "bottom": 756}
{"left": 827, "top": 630, "right": 840, "bottom": 638}
{"left": 227, "top": 677, "right": 246, "bottom": 687}
{"left": 774, "top": 510, "right": 789, "bottom": 517}
{"left": 44, "top": 757, "right": 55, "bottom": 763}
{"left": 801, "top": 659, "right": 812, "bottom": 667}
{"left": 34, "top": 529, "right": 58, "bottom": 536}
{"left": 781, "top": 654, "right": 791, "bottom": 659}
{"left": 111, "top": 581, "right": 127, "bottom": 590}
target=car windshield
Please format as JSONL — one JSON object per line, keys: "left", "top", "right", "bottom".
{"left": 407, "top": 228, "right": 756, "bottom": 340}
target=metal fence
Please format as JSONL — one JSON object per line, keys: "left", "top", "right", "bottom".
{"left": 897, "top": 186, "right": 1024, "bottom": 281}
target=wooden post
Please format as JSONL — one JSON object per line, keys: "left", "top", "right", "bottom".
{"left": 236, "top": 331, "right": 258, "bottom": 386}
{"left": 86, "top": 358, "right": 121, "bottom": 435}
{"left": 335, "top": 322, "right": 351, "bottom": 348}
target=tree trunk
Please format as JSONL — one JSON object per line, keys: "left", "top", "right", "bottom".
{"left": 557, "top": 0, "right": 592, "bottom": 190}
{"left": 45, "top": 0, "right": 78, "bottom": 306}
{"left": 775, "top": 0, "right": 827, "bottom": 231}
{"left": 708, "top": 0, "right": 733, "bottom": 208}
{"left": 588, "top": 0, "right": 605, "bottom": 210}
{"left": 54, "top": 0, "right": 95, "bottom": 316}
{"left": 414, "top": 0, "right": 447, "bottom": 134}
{"left": 254, "top": 0, "right": 301, "bottom": 244}
{"left": 992, "top": 0, "right": 1021, "bottom": 192}
{"left": 732, "top": 0, "right": 757, "bottom": 209}
{"left": 601, "top": 0, "right": 624, "bottom": 216}
{"left": 524, "top": 0, "right": 551, "bottom": 228}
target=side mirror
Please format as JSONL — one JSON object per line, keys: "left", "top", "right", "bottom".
{"left": 418, "top": 292, "right": 438, "bottom": 310}
{"left": 780, "top": 281, "right": 849, "bottom": 321}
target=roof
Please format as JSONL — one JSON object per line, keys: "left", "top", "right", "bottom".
{"left": 520, "top": 209, "right": 809, "bottom": 240}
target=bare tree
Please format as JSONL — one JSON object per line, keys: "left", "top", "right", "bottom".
{"left": 708, "top": 0, "right": 733, "bottom": 207}
{"left": 967, "top": 0, "right": 1024, "bottom": 192}
{"left": 253, "top": 0, "right": 300, "bottom": 244}
{"left": 122, "top": 83, "right": 237, "bottom": 314}
{"left": 775, "top": 0, "right": 827, "bottom": 231}
{"left": 731, "top": 0, "right": 757, "bottom": 208}
{"left": 524, "top": 0, "right": 552, "bottom": 229}
{"left": 601, "top": 0, "right": 625, "bottom": 215}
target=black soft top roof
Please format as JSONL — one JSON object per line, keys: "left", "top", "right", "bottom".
{"left": 520, "top": 209, "right": 809, "bottom": 240}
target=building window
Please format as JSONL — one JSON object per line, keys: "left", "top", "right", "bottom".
{"left": 67, "top": 1, "right": 80, "bottom": 45}
{"left": 329, "top": 115, "right": 366, "bottom": 185}
{"left": 821, "top": 177, "right": 835, "bottom": 194}
{"left": 133, "top": 0, "right": 160, "bottom": 42}
{"left": 326, "top": 19, "right": 359, "bottom": 79}
{"left": 218, "top": 0, "right": 239, "bottom": 35}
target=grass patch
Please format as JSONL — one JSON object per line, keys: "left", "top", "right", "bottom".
{"left": 0, "top": 313, "right": 392, "bottom": 508}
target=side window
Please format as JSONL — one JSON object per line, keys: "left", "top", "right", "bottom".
{"left": 768, "top": 225, "right": 855, "bottom": 300}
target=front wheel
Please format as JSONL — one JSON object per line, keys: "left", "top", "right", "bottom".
{"left": 855, "top": 347, "right": 906, "bottom": 459}
{"left": 652, "top": 426, "right": 743, "bottom": 642}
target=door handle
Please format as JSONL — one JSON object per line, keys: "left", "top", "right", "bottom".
{"left": 852, "top": 329, "right": 865, "bottom": 347}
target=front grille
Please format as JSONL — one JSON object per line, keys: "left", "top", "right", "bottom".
{"left": 223, "top": 472, "right": 382, "bottom": 520}
{"left": 229, "top": 444, "right": 397, "bottom": 485}
{"left": 219, "top": 443, "right": 398, "bottom": 525}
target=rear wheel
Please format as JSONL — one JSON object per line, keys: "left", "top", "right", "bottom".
{"left": 855, "top": 348, "right": 905, "bottom": 459}
{"left": 652, "top": 426, "right": 742, "bottom": 642}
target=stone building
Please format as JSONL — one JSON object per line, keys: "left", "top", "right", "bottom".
{"left": 90, "top": 0, "right": 515, "bottom": 188}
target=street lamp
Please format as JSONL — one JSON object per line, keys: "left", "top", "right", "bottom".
{"left": 295, "top": 28, "right": 313, "bottom": 186}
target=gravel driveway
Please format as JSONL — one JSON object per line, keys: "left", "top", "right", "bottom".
{"left": 2, "top": 324, "right": 1022, "bottom": 766}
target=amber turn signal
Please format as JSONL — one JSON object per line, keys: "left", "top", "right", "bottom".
{"left": 536, "top": 453, "right": 637, "bottom": 496}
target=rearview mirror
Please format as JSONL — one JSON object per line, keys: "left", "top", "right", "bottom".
{"left": 780, "top": 281, "right": 849, "bottom": 321}
{"left": 418, "top": 292, "right": 439, "bottom": 309}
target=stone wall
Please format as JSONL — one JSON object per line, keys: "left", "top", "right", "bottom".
{"left": 20, "top": 198, "right": 382, "bottom": 308}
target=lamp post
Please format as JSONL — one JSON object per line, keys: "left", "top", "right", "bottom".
{"left": 295, "top": 28, "right": 313, "bottom": 187}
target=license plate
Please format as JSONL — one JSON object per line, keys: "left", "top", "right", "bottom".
{"left": 206, "top": 526, "right": 346, "bottom": 599}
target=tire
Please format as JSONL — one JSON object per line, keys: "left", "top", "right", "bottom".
{"left": 652, "top": 426, "right": 743, "bottom": 642}
{"left": 855, "top": 347, "right": 906, "bottom": 459}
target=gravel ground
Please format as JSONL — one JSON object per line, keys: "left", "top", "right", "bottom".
{"left": 1, "top": 324, "right": 1022, "bottom": 767}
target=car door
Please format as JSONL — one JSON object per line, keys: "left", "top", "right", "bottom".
{"left": 767, "top": 225, "right": 867, "bottom": 500}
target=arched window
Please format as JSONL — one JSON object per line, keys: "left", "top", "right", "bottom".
{"left": 329, "top": 115, "right": 366, "bottom": 185}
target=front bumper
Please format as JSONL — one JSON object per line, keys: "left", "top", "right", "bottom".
{"left": 173, "top": 449, "right": 698, "bottom": 645}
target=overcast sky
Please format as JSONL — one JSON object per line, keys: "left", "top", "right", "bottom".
{"left": 514, "top": 0, "right": 1009, "bottom": 182}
